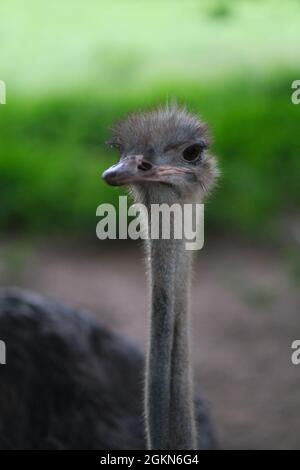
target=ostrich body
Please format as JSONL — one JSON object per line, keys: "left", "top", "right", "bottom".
{"left": 0, "top": 105, "right": 218, "bottom": 450}
{"left": 0, "top": 288, "right": 144, "bottom": 449}
{"left": 0, "top": 289, "right": 214, "bottom": 450}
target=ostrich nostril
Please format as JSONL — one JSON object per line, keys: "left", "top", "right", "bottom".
{"left": 138, "top": 160, "right": 153, "bottom": 172}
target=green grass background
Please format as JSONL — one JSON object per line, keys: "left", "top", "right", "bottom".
{"left": 0, "top": 0, "right": 299, "bottom": 238}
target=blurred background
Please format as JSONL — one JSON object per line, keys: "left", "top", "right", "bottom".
{"left": 0, "top": 0, "right": 300, "bottom": 449}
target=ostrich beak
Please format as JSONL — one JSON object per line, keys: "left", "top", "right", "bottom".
{"left": 102, "top": 155, "right": 147, "bottom": 186}
{"left": 102, "top": 155, "right": 193, "bottom": 186}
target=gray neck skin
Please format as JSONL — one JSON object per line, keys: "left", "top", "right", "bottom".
{"left": 145, "top": 234, "right": 196, "bottom": 450}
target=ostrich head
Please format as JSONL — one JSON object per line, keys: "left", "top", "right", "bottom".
{"left": 103, "top": 105, "right": 218, "bottom": 204}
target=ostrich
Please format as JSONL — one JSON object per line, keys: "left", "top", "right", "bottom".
{"left": 103, "top": 104, "right": 218, "bottom": 449}
{"left": 0, "top": 105, "right": 218, "bottom": 450}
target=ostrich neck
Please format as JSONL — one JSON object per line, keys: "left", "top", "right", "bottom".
{"left": 145, "top": 235, "right": 197, "bottom": 450}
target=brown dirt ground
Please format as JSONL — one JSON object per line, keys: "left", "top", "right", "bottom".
{"left": 0, "top": 237, "right": 299, "bottom": 450}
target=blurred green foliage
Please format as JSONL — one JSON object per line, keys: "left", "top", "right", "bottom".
{"left": 0, "top": 72, "right": 299, "bottom": 237}
{"left": 0, "top": 0, "right": 299, "bottom": 238}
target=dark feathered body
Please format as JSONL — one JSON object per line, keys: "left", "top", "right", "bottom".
{"left": 0, "top": 288, "right": 215, "bottom": 450}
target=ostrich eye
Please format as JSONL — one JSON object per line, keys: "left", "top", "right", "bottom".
{"left": 182, "top": 143, "right": 203, "bottom": 163}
